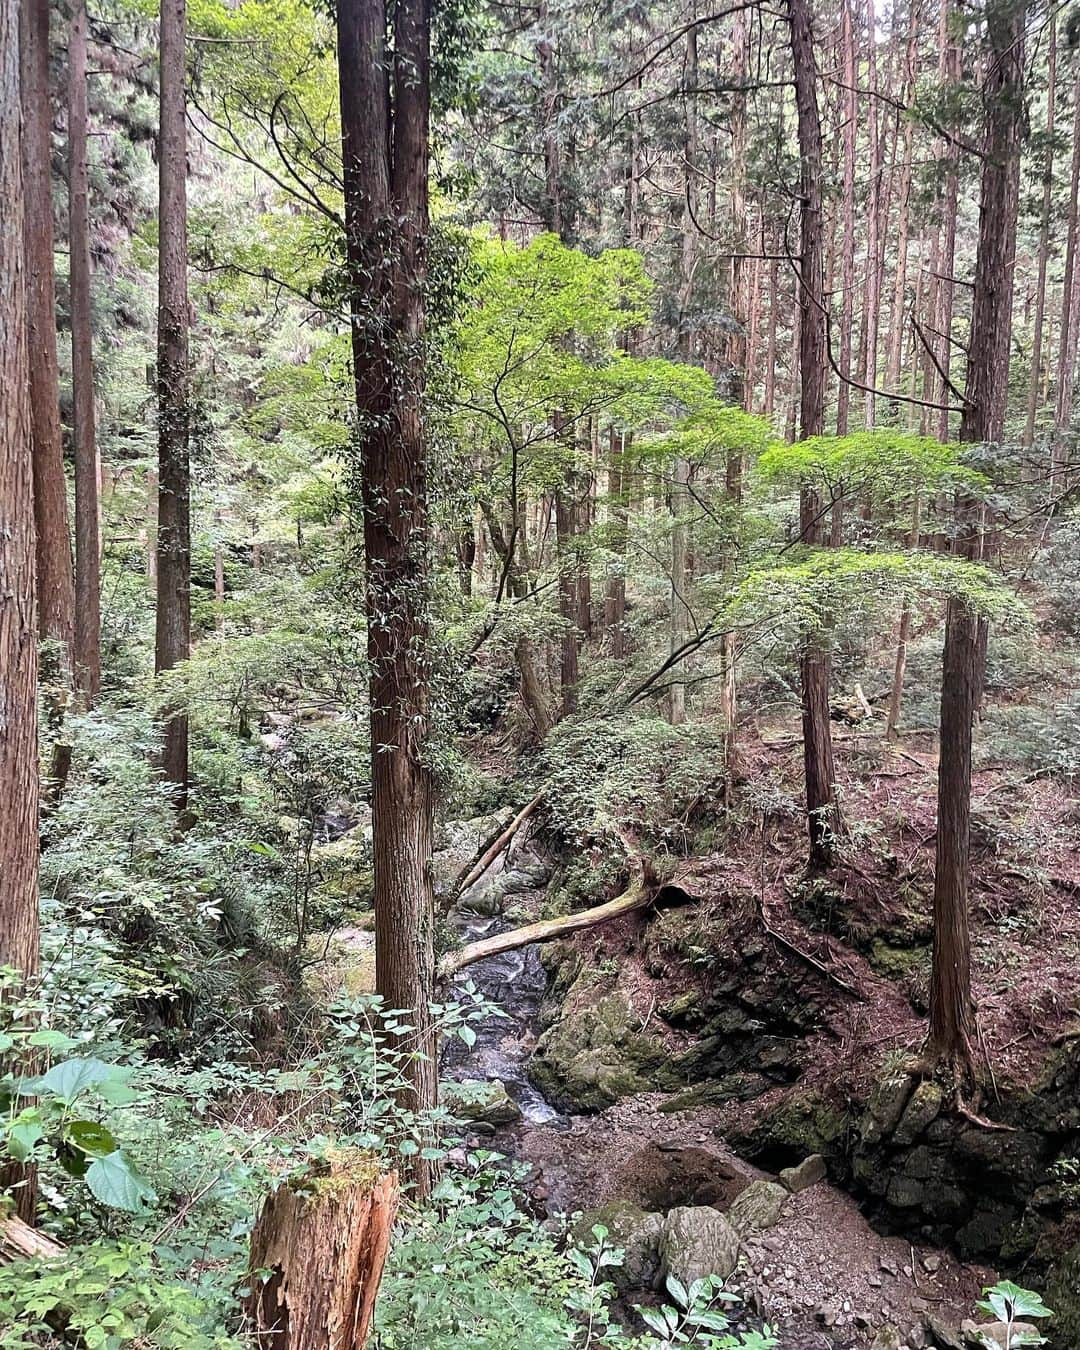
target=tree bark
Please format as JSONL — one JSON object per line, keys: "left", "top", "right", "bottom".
{"left": 1054, "top": 72, "right": 1080, "bottom": 451}
{"left": 931, "top": 0, "right": 1027, "bottom": 1070}
{"left": 555, "top": 481, "right": 579, "bottom": 716}
{"left": 604, "top": 427, "right": 629, "bottom": 658}
{"left": 155, "top": 0, "right": 191, "bottom": 802}
{"left": 861, "top": 0, "right": 882, "bottom": 429}
{"left": 244, "top": 1155, "right": 398, "bottom": 1350}
{"left": 1, "top": 0, "right": 41, "bottom": 1220}
{"left": 337, "top": 0, "right": 438, "bottom": 1194}
{"left": 789, "top": 0, "right": 837, "bottom": 871}
{"left": 1024, "top": 12, "right": 1056, "bottom": 449}
{"left": 668, "top": 456, "right": 690, "bottom": 726}
{"left": 69, "top": 0, "right": 102, "bottom": 704}
{"left": 836, "top": 0, "right": 856, "bottom": 435}
{"left": 20, "top": 0, "right": 74, "bottom": 663}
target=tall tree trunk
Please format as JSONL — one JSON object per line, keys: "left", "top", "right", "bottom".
{"left": 934, "top": 0, "right": 961, "bottom": 441}
{"left": 836, "top": 0, "right": 856, "bottom": 435}
{"left": 555, "top": 482, "right": 579, "bottom": 716}
{"left": 20, "top": 0, "right": 74, "bottom": 664}
{"left": 1053, "top": 72, "right": 1080, "bottom": 454}
{"left": 155, "top": 0, "right": 191, "bottom": 802}
{"left": 69, "top": 0, "right": 101, "bottom": 704}
{"left": 604, "top": 427, "right": 629, "bottom": 658}
{"left": 790, "top": 0, "right": 837, "bottom": 871}
{"left": 668, "top": 457, "right": 690, "bottom": 727}
{"left": 728, "top": 9, "right": 750, "bottom": 405}
{"left": 669, "top": 20, "right": 698, "bottom": 724}
{"left": 886, "top": 493, "right": 921, "bottom": 739}
{"left": 861, "top": 0, "right": 882, "bottom": 428}
{"left": 1024, "top": 12, "right": 1055, "bottom": 449}
{"left": 338, "top": 0, "right": 437, "bottom": 1194}
{"left": 885, "top": 3, "right": 919, "bottom": 417}
{"left": 932, "top": 0, "right": 1026, "bottom": 1070}
{"left": 1, "top": 0, "right": 41, "bottom": 1219}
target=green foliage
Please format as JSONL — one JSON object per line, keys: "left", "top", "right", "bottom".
{"left": 974, "top": 1280, "right": 1052, "bottom": 1348}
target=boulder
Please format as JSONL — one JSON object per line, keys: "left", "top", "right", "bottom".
{"left": 870, "top": 1331, "right": 905, "bottom": 1350}
{"left": 442, "top": 1079, "right": 522, "bottom": 1127}
{"left": 572, "top": 1200, "right": 664, "bottom": 1291}
{"left": 658, "top": 1206, "right": 740, "bottom": 1286}
{"left": 529, "top": 989, "right": 673, "bottom": 1113}
{"left": 727, "top": 1179, "right": 788, "bottom": 1234}
{"left": 779, "top": 1154, "right": 827, "bottom": 1192}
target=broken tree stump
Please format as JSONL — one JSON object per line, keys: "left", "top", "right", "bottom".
{"left": 243, "top": 1150, "right": 398, "bottom": 1350}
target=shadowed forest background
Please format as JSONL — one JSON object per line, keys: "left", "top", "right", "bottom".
{"left": 0, "top": 0, "right": 1079, "bottom": 1345}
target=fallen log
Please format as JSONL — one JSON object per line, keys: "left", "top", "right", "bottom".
{"left": 449, "top": 791, "right": 544, "bottom": 904}
{"left": 0, "top": 1214, "right": 64, "bottom": 1262}
{"left": 440, "top": 844, "right": 684, "bottom": 980}
{"left": 244, "top": 1150, "right": 398, "bottom": 1350}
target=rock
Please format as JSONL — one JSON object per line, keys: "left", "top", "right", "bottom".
{"left": 921, "top": 1253, "right": 942, "bottom": 1274}
{"left": 924, "top": 1313, "right": 966, "bottom": 1350}
{"left": 862, "top": 1072, "right": 915, "bottom": 1144}
{"left": 779, "top": 1153, "right": 827, "bottom": 1192}
{"left": 961, "top": 1322, "right": 1039, "bottom": 1350}
{"left": 880, "top": 1255, "right": 900, "bottom": 1276}
{"left": 658, "top": 1206, "right": 740, "bottom": 1286}
{"left": 893, "top": 1081, "right": 944, "bottom": 1145}
{"left": 442, "top": 1079, "right": 523, "bottom": 1127}
{"left": 572, "top": 1200, "right": 664, "bottom": 1291}
{"left": 871, "top": 1331, "right": 904, "bottom": 1350}
{"left": 530, "top": 987, "right": 675, "bottom": 1112}
{"left": 727, "top": 1179, "right": 788, "bottom": 1234}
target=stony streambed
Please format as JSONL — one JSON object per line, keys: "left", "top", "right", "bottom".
{"left": 436, "top": 829, "right": 1003, "bottom": 1350}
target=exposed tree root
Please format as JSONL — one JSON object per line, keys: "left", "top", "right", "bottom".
{"left": 755, "top": 896, "right": 862, "bottom": 998}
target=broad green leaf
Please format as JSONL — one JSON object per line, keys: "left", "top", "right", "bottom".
{"left": 66, "top": 1119, "right": 118, "bottom": 1158}
{"left": 84, "top": 1150, "right": 157, "bottom": 1212}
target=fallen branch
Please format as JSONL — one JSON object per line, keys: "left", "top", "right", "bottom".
{"left": 440, "top": 844, "right": 671, "bottom": 981}
{"left": 449, "top": 792, "right": 544, "bottom": 904}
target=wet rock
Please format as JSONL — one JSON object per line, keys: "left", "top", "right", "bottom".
{"left": 658, "top": 1206, "right": 740, "bottom": 1285}
{"left": 894, "top": 1082, "right": 944, "bottom": 1145}
{"left": 779, "top": 1154, "right": 827, "bottom": 1192}
{"left": 443, "top": 1078, "right": 523, "bottom": 1127}
{"left": 728, "top": 1179, "right": 788, "bottom": 1234}
{"left": 572, "top": 1200, "right": 663, "bottom": 1291}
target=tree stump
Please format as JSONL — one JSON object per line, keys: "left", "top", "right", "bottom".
{"left": 244, "top": 1150, "right": 398, "bottom": 1350}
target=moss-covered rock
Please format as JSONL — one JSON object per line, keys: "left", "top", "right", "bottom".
{"left": 658, "top": 1206, "right": 740, "bottom": 1285}
{"left": 571, "top": 1200, "right": 664, "bottom": 1291}
{"left": 1045, "top": 1242, "right": 1080, "bottom": 1350}
{"left": 529, "top": 989, "right": 675, "bottom": 1112}
{"left": 443, "top": 1079, "right": 523, "bottom": 1127}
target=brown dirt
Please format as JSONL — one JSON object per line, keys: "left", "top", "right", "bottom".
{"left": 510, "top": 1093, "right": 993, "bottom": 1348}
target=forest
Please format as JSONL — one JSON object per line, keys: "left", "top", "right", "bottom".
{"left": 0, "top": 0, "right": 1079, "bottom": 1343}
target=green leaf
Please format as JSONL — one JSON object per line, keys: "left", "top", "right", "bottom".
{"left": 6, "top": 1119, "right": 43, "bottom": 1162}
{"left": 25, "top": 1057, "right": 123, "bottom": 1102}
{"left": 84, "top": 1150, "right": 157, "bottom": 1213}
{"left": 65, "top": 1119, "right": 118, "bottom": 1158}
